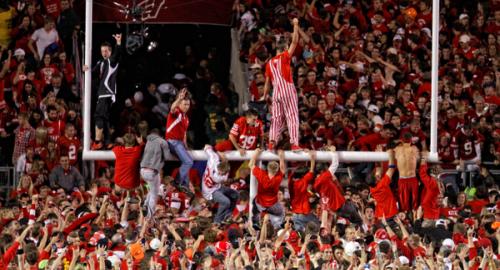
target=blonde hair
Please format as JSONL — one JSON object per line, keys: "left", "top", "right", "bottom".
{"left": 267, "top": 161, "right": 279, "bottom": 174}
{"left": 217, "top": 161, "right": 230, "bottom": 174}
{"left": 35, "top": 127, "right": 48, "bottom": 143}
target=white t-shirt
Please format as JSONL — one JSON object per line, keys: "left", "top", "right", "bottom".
{"left": 31, "top": 27, "right": 59, "bottom": 58}
{"left": 202, "top": 145, "right": 228, "bottom": 200}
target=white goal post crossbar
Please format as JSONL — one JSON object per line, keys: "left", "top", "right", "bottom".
{"left": 82, "top": 0, "right": 440, "bottom": 217}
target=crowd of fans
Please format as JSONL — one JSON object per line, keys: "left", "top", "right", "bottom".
{"left": 0, "top": 0, "right": 498, "bottom": 269}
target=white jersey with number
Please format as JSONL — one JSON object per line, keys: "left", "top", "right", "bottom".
{"left": 202, "top": 146, "right": 228, "bottom": 200}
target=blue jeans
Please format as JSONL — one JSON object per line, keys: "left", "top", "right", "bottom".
{"left": 167, "top": 140, "right": 193, "bottom": 188}
{"left": 292, "top": 213, "right": 320, "bottom": 232}
{"left": 212, "top": 187, "right": 240, "bottom": 223}
{"left": 252, "top": 200, "right": 285, "bottom": 229}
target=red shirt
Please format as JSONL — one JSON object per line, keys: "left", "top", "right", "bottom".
{"left": 57, "top": 136, "right": 81, "bottom": 166}
{"left": 0, "top": 241, "right": 19, "bottom": 270}
{"left": 370, "top": 175, "right": 398, "bottom": 218}
{"left": 43, "top": 119, "right": 65, "bottom": 142}
{"left": 288, "top": 172, "right": 314, "bottom": 214}
{"left": 354, "top": 132, "right": 388, "bottom": 151}
{"left": 165, "top": 190, "right": 190, "bottom": 212}
{"left": 313, "top": 170, "right": 345, "bottom": 212}
{"left": 112, "top": 145, "right": 144, "bottom": 189}
{"left": 165, "top": 108, "right": 189, "bottom": 141}
{"left": 451, "top": 129, "right": 483, "bottom": 160}
{"left": 419, "top": 163, "right": 440, "bottom": 219}
{"left": 42, "top": 0, "right": 61, "bottom": 18}
{"left": 253, "top": 167, "right": 283, "bottom": 207}
{"left": 230, "top": 117, "right": 263, "bottom": 150}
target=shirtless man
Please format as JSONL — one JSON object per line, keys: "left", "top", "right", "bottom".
{"left": 394, "top": 132, "right": 419, "bottom": 212}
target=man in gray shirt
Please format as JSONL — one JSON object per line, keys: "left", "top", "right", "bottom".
{"left": 140, "top": 129, "right": 170, "bottom": 218}
{"left": 49, "top": 155, "right": 85, "bottom": 193}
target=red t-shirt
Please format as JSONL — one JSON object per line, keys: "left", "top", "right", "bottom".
{"left": 354, "top": 132, "right": 388, "bottom": 151}
{"left": 43, "top": 119, "right": 65, "bottom": 142}
{"left": 165, "top": 108, "right": 189, "bottom": 141}
{"left": 370, "top": 174, "right": 398, "bottom": 218}
{"left": 313, "top": 170, "right": 345, "bottom": 212}
{"left": 252, "top": 167, "right": 283, "bottom": 207}
{"left": 112, "top": 145, "right": 144, "bottom": 189}
{"left": 419, "top": 163, "right": 440, "bottom": 219}
{"left": 288, "top": 172, "right": 314, "bottom": 214}
{"left": 230, "top": 116, "right": 263, "bottom": 150}
{"left": 57, "top": 136, "right": 81, "bottom": 166}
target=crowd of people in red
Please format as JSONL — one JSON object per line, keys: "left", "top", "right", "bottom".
{"left": 0, "top": 0, "right": 498, "bottom": 269}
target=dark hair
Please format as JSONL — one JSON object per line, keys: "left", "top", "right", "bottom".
{"left": 245, "top": 109, "right": 259, "bottom": 117}
{"left": 101, "top": 42, "right": 113, "bottom": 49}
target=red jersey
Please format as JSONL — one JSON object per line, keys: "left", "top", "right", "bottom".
{"left": 29, "top": 139, "right": 48, "bottom": 158}
{"left": 419, "top": 163, "right": 440, "bottom": 220}
{"left": 165, "top": 190, "right": 190, "bottom": 212}
{"left": 230, "top": 117, "right": 263, "bottom": 150}
{"left": 57, "top": 136, "right": 81, "bottom": 166}
{"left": 313, "top": 170, "right": 345, "bottom": 212}
{"left": 165, "top": 108, "right": 189, "bottom": 141}
{"left": 112, "top": 145, "right": 144, "bottom": 190}
{"left": 43, "top": 119, "right": 65, "bottom": 142}
{"left": 370, "top": 175, "right": 398, "bottom": 218}
{"left": 253, "top": 167, "right": 283, "bottom": 207}
{"left": 451, "top": 129, "right": 483, "bottom": 160}
{"left": 400, "top": 127, "right": 427, "bottom": 146}
{"left": 288, "top": 172, "right": 314, "bottom": 214}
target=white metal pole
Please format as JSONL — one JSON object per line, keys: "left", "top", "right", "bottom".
{"left": 429, "top": 0, "right": 440, "bottom": 155}
{"left": 249, "top": 161, "right": 259, "bottom": 221}
{"left": 82, "top": 150, "right": 440, "bottom": 162}
{"left": 83, "top": 0, "right": 93, "bottom": 153}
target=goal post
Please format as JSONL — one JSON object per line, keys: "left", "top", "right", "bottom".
{"left": 82, "top": 0, "right": 441, "bottom": 213}
{"left": 82, "top": 0, "right": 441, "bottom": 163}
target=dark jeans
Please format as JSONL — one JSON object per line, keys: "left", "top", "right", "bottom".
{"left": 212, "top": 187, "right": 240, "bottom": 223}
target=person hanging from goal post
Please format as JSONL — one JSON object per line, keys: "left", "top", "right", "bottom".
{"left": 261, "top": 18, "right": 302, "bottom": 151}
{"left": 84, "top": 33, "right": 122, "bottom": 150}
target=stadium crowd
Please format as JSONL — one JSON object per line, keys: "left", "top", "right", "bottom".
{"left": 0, "top": 0, "right": 498, "bottom": 269}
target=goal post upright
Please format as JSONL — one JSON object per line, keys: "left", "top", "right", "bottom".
{"left": 83, "top": 0, "right": 93, "bottom": 156}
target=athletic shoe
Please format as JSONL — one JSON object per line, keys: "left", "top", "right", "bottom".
{"left": 291, "top": 145, "right": 303, "bottom": 152}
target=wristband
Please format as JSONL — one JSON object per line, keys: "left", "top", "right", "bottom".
{"left": 388, "top": 165, "right": 396, "bottom": 169}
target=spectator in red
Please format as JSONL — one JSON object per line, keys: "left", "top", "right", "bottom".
{"left": 215, "top": 109, "right": 263, "bottom": 176}
{"left": 249, "top": 148, "right": 286, "bottom": 229}
{"left": 165, "top": 88, "right": 193, "bottom": 191}
{"left": 43, "top": 105, "right": 65, "bottom": 142}
{"left": 288, "top": 150, "right": 318, "bottom": 232}
{"left": 57, "top": 123, "right": 81, "bottom": 167}
{"left": 419, "top": 151, "right": 443, "bottom": 227}
{"left": 112, "top": 133, "right": 144, "bottom": 191}
{"left": 369, "top": 149, "right": 397, "bottom": 220}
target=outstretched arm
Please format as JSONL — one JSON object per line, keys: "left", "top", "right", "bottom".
{"left": 327, "top": 146, "right": 339, "bottom": 176}
{"left": 386, "top": 149, "right": 396, "bottom": 178}
{"left": 288, "top": 18, "right": 300, "bottom": 55}
{"left": 278, "top": 150, "right": 286, "bottom": 174}
{"left": 248, "top": 148, "right": 262, "bottom": 170}
{"left": 170, "top": 88, "right": 188, "bottom": 112}
{"left": 109, "top": 34, "right": 122, "bottom": 66}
